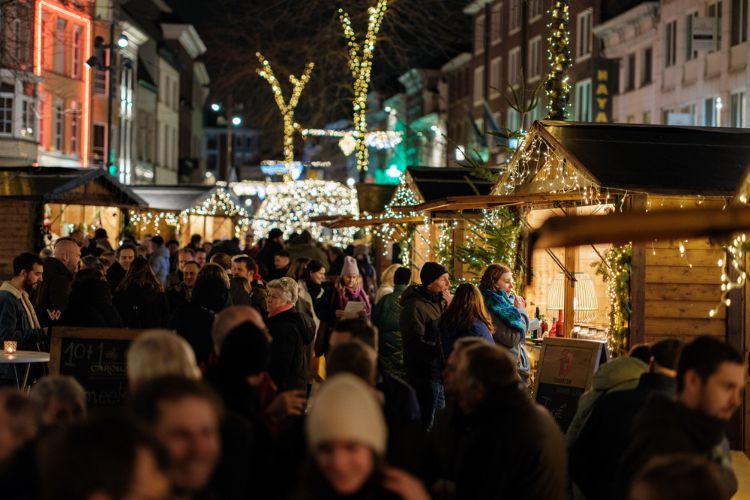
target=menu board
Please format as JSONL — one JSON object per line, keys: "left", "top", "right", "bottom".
{"left": 49, "top": 327, "right": 155, "bottom": 407}
{"left": 533, "top": 337, "right": 609, "bottom": 432}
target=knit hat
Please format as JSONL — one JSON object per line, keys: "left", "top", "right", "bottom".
{"left": 340, "top": 256, "right": 360, "bottom": 277}
{"left": 420, "top": 262, "right": 449, "bottom": 286}
{"left": 268, "top": 228, "right": 283, "bottom": 240}
{"left": 306, "top": 373, "right": 387, "bottom": 456}
{"left": 394, "top": 267, "right": 412, "bottom": 286}
{"left": 219, "top": 322, "right": 270, "bottom": 377}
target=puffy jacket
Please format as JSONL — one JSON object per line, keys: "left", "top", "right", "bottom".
{"left": 59, "top": 279, "right": 123, "bottom": 328}
{"left": 436, "top": 316, "right": 494, "bottom": 373}
{"left": 148, "top": 246, "right": 171, "bottom": 285}
{"left": 32, "top": 257, "right": 73, "bottom": 328}
{"left": 371, "top": 284, "right": 407, "bottom": 376}
{"left": 398, "top": 285, "right": 444, "bottom": 381}
{"left": 266, "top": 308, "right": 315, "bottom": 392}
{"left": 113, "top": 284, "right": 170, "bottom": 329}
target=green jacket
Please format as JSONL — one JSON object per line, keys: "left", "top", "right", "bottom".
{"left": 372, "top": 284, "right": 407, "bottom": 374}
{"left": 398, "top": 284, "right": 445, "bottom": 380}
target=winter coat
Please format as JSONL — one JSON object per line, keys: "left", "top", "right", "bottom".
{"left": 209, "top": 239, "right": 243, "bottom": 259}
{"left": 168, "top": 279, "right": 229, "bottom": 367}
{"left": 106, "top": 261, "right": 127, "bottom": 293}
{"left": 0, "top": 285, "right": 45, "bottom": 346}
{"left": 32, "top": 257, "right": 73, "bottom": 328}
{"left": 164, "top": 270, "right": 183, "bottom": 291}
{"left": 398, "top": 285, "right": 445, "bottom": 381}
{"left": 615, "top": 394, "right": 738, "bottom": 500}
{"left": 148, "top": 246, "right": 171, "bottom": 285}
{"left": 266, "top": 308, "right": 315, "bottom": 392}
{"left": 375, "top": 285, "right": 393, "bottom": 305}
{"left": 286, "top": 243, "right": 330, "bottom": 271}
{"left": 250, "top": 280, "right": 268, "bottom": 318}
{"left": 377, "top": 360, "right": 421, "bottom": 424}
{"left": 229, "top": 279, "right": 254, "bottom": 308}
{"left": 58, "top": 279, "right": 123, "bottom": 328}
{"left": 570, "top": 373, "right": 677, "bottom": 500}
{"left": 255, "top": 240, "right": 284, "bottom": 281}
{"left": 436, "top": 316, "right": 494, "bottom": 373}
{"left": 431, "top": 385, "right": 567, "bottom": 500}
{"left": 166, "top": 282, "right": 192, "bottom": 312}
{"left": 113, "top": 284, "right": 170, "bottom": 330}
{"left": 328, "top": 253, "right": 346, "bottom": 276}
{"left": 296, "top": 279, "right": 323, "bottom": 332}
{"left": 371, "top": 284, "right": 407, "bottom": 376}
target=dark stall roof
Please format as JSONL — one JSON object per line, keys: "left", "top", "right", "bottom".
{"left": 0, "top": 167, "right": 146, "bottom": 206}
{"left": 405, "top": 166, "right": 502, "bottom": 203}
{"left": 130, "top": 184, "right": 240, "bottom": 212}
{"left": 525, "top": 121, "right": 750, "bottom": 196}
{"left": 356, "top": 183, "right": 397, "bottom": 214}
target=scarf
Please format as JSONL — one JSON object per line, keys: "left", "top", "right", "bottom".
{"left": 337, "top": 282, "right": 371, "bottom": 317}
{"left": 478, "top": 285, "right": 525, "bottom": 333}
{"left": 0, "top": 281, "right": 41, "bottom": 329}
{"left": 305, "top": 278, "right": 322, "bottom": 301}
{"left": 269, "top": 304, "right": 293, "bottom": 318}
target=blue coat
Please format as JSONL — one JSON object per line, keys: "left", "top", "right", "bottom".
{"left": 0, "top": 289, "right": 45, "bottom": 346}
{"left": 436, "top": 316, "right": 493, "bottom": 372}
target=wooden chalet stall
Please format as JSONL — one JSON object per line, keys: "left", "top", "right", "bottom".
{"left": 130, "top": 185, "right": 249, "bottom": 245}
{"left": 0, "top": 167, "right": 146, "bottom": 278}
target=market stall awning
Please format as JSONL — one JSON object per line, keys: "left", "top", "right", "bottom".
{"left": 0, "top": 167, "right": 147, "bottom": 207}
{"left": 323, "top": 216, "right": 423, "bottom": 229}
{"left": 392, "top": 192, "right": 585, "bottom": 213}
{"left": 130, "top": 185, "right": 242, "bottom": 213}
{"left": 403, "top": 166, "right": 502, "bottom": 204}
{"left": 356, "top": 183, "right": 398, "bottom": 214}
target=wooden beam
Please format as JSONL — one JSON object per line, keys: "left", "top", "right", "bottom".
{"left": 323, "top": 216, "right": 423, "bottom": 229}
{"left": 391, "top": 193, "right": 584, "bottom": 214}
{"left": 630, "top": 195, "right": 647, "bottom": 349}
{"left": 563, "top": 244, "right": 576, "bottom": 338}
{"left": 726, "top": 248, "right": 743, "bottom": 450}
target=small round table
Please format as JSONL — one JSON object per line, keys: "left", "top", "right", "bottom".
{"left": 0, "top": 351, "right": 50, "bottom": 390}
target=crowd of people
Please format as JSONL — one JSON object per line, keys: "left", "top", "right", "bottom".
{"left": 0, "top": 227, "right": 746, "bottom": 500}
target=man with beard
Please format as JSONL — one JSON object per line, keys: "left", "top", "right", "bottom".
{"left": 107, "top": 243, "right": 137, "bottom": 293}
{"left": 615, "top": 336, "right": 744, "bottom": 499}
{"left": 33, "top": 237, "right": 81, "bottom": 328}
{"left": 167, "top": 261, "right": 199, "bottom": 311}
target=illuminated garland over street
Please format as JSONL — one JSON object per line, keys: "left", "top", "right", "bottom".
{"left": 179, "top": 188, "right": 250, "bottom": 238}
{"left": 545, "top": 0, "right": 571, "bottom": 119}
{"left": 129, "top": 211, "right": 179, "bottom": 234}
{"left": 256, "top": 52, "right": 314, "bottom": 181}
{"left": 302, "top": 129, "right": 403, "bottom": 154}
{"left": 339, "top": 0, "right": 388, "bottom": 173}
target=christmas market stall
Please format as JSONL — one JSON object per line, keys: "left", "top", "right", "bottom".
{"left": 0, "top": 167, "right": 146, "bottom": 277}
{"left": 129, "top": 184, "right": 249, "bottom": 245}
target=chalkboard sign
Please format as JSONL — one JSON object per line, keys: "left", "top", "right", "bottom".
{"left": 49, "top": 327, "right": 160, "bottom": 408}
{"left": 533, "top": 337, "right": 609, "bottom": 433}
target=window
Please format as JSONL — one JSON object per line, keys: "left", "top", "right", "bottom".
{"left": 529, "top": 99, "right": 541, "bottom": 123}
{"left": 70, "top": 102, "right": 78, "bottom": 155}
{"left": 507, "top": 108, "right": 519, "bottom": 131}
{"left": 490, "top": 57, "right": 502, "bottom": 99}
{"left": 643, "top": 110, "right": 652, "bottom": 124}
{"left": 509, "top": 0, "right": 521, "bottom": 32}
{"left": 475, "top": 14, "right": 485, "bottom": 54}
{"left": 474, "top": 65, "right": 485, "bottom": 104}
{"left": 164, "top": 75, "right": 170, "bottom": 106}
{"left": 686, "top": 13, "right": 698, "bottom": 61}
{"left": 625, "top": 53, "right": 636, "bottom": 91}
{"left": 39, "top": 94, "right": 46, "bottom": 148}
{"left": 41, "top": 12, "right": 50, "bottom": 69}
{"left": 577, "top": 10, "right": 593, "bottom": 59}
{"left": 529, "top": 0, "right": 542, "bottom": 21}
{"left": 731, "top": 91, "right": 746, "bottom": 127}
{"left": 509, "top": 47, "right": 521, "bottom": 87}
{"left": 708, "top": 2, "right": 723, "bottom": 51}
{"left": 21, "top": 99, "right": 34, "bottom": 138}
{"left": 704, "top": 97, "right": 719, "bottom": 126}
{"left": 94, "top": 50, "right": 109, "bottom": 96}
{"left": 54, "top": 17, "right": 66, "bottom": 74}
{"left": 93, "top": 124, "right": 106, "bottom": 167}
{"left": 0, "top": 95, "right": 12, "bottom": 134}
{"left": 172, "top": 127, "right": 178, "bottom": 169}
{"left": 173, "top": 81, "right": 179, "bottom": 110}
{"left": 54, "top": 99, "right": 63, "bottom": 151}
{"left": 491, "top": 3, "right": 503, "bottom": 42}
{"left": 72, "top": 26, "right": 82, "bottom": 79}
{"left": 731, "top": 0, "right": 748, "bottom": 45}
{"left": 575, "top": 79, "right": 592, "bottom": 121}
{"left": 682, "top": 104, "right": 697, "bottom": 124}
{"left": 14, "top": 18, "right": 22, "bottom": 62}
{"left": 641, "top": 47, "right": 652, "bottom": 85}
{"left": 529, "top": 37, "right": 542, "bottom": 79}
{"left": 665, "top": 20, "right": 677, "bottom": 67}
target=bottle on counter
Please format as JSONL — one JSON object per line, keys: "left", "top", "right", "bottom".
{"left": 549, "top": 316, "right": 557, "bottom": 337}
{"left": 556, "top": 309, "right": 564, "bottom": 338}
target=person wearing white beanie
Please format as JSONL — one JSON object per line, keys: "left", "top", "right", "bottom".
{"left": 304, "top": 373, "right": 430, "bottom": 500}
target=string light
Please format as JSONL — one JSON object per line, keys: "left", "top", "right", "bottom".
{"left": 545, "top": 0, "right": 571, "bottom": 119}
{"left": 128, "top": 211, "right": 179, "bottom": 234}
{"left": 256, "top": 52, "right": 314, "bottom": 181}
{"left": 339, "top": 0, "right": 388, "bottom": 172}
{"left": 180, "top": 188, "right": 250, "bottom": 238}
{"left": 302, "top": 129, "right": 403, "bottom": 154}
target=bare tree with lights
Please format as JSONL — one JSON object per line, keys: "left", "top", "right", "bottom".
{"left": 545, "top": 0, "right": 572, "bottom": 119}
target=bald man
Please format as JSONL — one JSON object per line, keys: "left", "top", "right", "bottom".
{"left": 33, "top": 237, "right": 81, "bottom": 327}
{"left": 211, "top": 306, "right": 267, "bottom": 356}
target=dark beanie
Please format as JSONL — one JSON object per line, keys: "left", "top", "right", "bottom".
{"left": 394, "top": 267, "right": 412, "bottom": 286}
{"left": 151, "top": 235, "right": 164, "bottom": 246}
{"left": 219, "top": 322, "right": 270, "bottom": 377}
{"left": 420, "top": 262, "right": 449, "bottom": 286}
{"left": 268, "top": 228, "right": 283, "bottom": 240}
{"left": 650, "top": 338, "right": 684, "bottom": 370}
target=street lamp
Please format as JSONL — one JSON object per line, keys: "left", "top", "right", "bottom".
{"left": 117, "top": 35, "right": 129, "bottom": 48}
{"left": 232, "top": 116, "right": 242, "bottom": 126}
{"left": 211, "top": 103, "right": 220, "bottom": 112}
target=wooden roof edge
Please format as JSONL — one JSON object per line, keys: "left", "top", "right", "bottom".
{"left": 309, "top": 214, "right": 355, "bottom": 222}
{"left": 43, "top": 169, "right": 148, "bottom": 207}
{"left": 391, "top": 193, "right": 586, "bottom": 213}
{"left": 324, "top": 216, "right": 423, "bottom": 228}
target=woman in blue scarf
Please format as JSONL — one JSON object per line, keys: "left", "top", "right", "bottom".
{"left": 478, "top": 263, "right": 531, "bottom": 383}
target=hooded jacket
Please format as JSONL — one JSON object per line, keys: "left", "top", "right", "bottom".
{"left": 398, "top": 285, "right": 445, "bottom": 380}
{"left": 371, "top": 284, "right": 407, "bottom": 376}
{"left": 266, "top": 308, "right": 315, "bottom": 392}
{"left": 32, "top": 257, "right": 73, "bottom": 328}
{"left": 58, "top": 279, "right": 123, "bottom": 328}
{"left": 168, "top": 279, "right": 229, "bottom": 368}
{"left": 113, "top": 284, "right": 170, "bottom": 330}
{"left": 148, "top": 245, "right": 171, "bottom": 285}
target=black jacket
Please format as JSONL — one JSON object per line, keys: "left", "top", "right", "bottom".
{"left": 32, "top": 257, "right": 73, "bottom": 328}
{"left": 168, "top": 279, "right": 229, "bottom": 367}
{"left": 570, "top": 373, "right": 676, "bottom": 500}
{"left": 266, "top": 308, "right": 315, "bottom": 392}
{"left": 58, "top": 279, "right": 123, "bottom": 328}
{"left": 167, "top": 282, "right": 192, "bottom": 312}
{"left": 229, "top": 279, "right": 254, "bottom": 308}
{"left": 377, "top": 361, "right": 421, "bottom": 424}
{"left": 614, "top": 394, "right": 737, "bottom": 499}
{"left": 113, "top": 284, "right": 170, "bottom": 329}
{"left": 106, "top": 262, "right": 127, "bottom": 294}
{"left": 255, "top": 240, "right": 284, "bottom": 281}
{"left": 431, "top": 384, "right": 566, "bottom": 500}
{"left": 398, "top": 285, "right": 444, "bottom": 380}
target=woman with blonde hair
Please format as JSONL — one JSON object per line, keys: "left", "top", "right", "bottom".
{"left": 127, "top": 330, "right": 201, "bottom": 390}
{"left": 375, "top": 264, "right": 401, "bottom": 304}
{"left": 113, "top": 257, "right": 170, "bottom": 329}
{"left": 436, "top": 284, "right": 494, "bottom": 371}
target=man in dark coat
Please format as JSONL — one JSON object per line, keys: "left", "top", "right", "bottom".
{"left": 33, "top": 237, "right": 80, "bottom": 328}
{"left": 106, "top": 244, "right": 136, "bottom": 293}
{"left": 614, "top": 336, "right": 743, "bottom": 500}
{"left": 326, "top": 247, "right": 346, "bottom": 276}
{"left": 431, "top": 343, "right": 566, "bottom": 500}
{"left": 167, "top": 261, "right": 199, "bottom": 312}
{"left": 210, "top": 253, "right": 253, "bottom": 308}
{"left": 165, "top": 248, "right": 195, "bottom": 290}
{"left": 0, "top": 253, "right": 46, "bottom": 354}
{"left": 570, "top": 338, "right": 683, "bottom": 500}
{"left": 255, "top": 228, "right": 284, "bottom": 281}
{"left": 399, "top": 262, "right": 452, "bottom": 431}
{"left": 58, "top": 270, "right": 123, "bottom": 328}
{"left": 209, "top": 238, "right": 243, "bottom": 259}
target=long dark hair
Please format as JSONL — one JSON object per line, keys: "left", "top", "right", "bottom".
{"left": 439, "top": 283, "right": 494, "bottom": 334}
{"left": 116, "top": 257, "right": 163, "bottom": 294}
{"left": 301, "top": 259, "right": 326, "bottom": 281}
